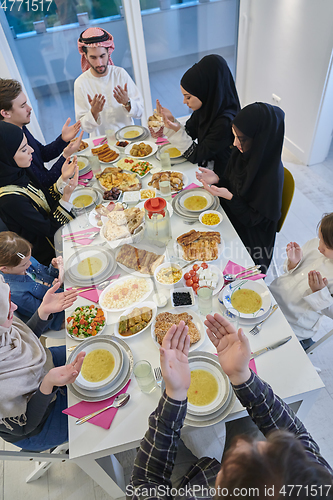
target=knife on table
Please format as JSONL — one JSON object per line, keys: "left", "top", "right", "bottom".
{"left": 250, "top": 335, "right": 292, "bottom": 360}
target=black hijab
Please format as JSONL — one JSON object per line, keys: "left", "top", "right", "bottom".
{"left": 0, "top": 122, "right": 30, "bottom": 187}
{"left": 226, "top": 102, "right": 285, "bottom": 222}
{"left": 181, "top": 54, "right": 240, "bottom": 142}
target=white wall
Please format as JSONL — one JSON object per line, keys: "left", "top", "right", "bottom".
{"left": 236, "top": 0, "right": 333, "bottom": 165}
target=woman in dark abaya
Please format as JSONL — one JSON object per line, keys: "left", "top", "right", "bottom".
{"left": 0, "top": 122, "right": 78, "bottom": 266}
{"left": 156, "top": 54, "right": 240, "bottom": 177}
{"left": 196, "top": 102, "right": 285, "bottom": 273}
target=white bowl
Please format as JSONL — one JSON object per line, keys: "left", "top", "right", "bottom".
{"left": 170, "top": 287, "right": 195, "bottom": 308}
{"left": 179, "top": 189, "right": 214, "bottom": 213}
{"left": 221, "top": 279, "right": 271, "bottom": 319}
{"left": 199, "top": 210, "right": 223, "bottom": 229}
{"left": 122, "top": 191, "right": 141, "bottom": 204}
{"left": 140, "top": 188, "right": 156, "bottom": 200}
{"left": 75, "top": 340, "right": 123, "bottom": 390}
{"left": 152, "top": 292, "right": 168, "bottom": 308}
{"left": 154, "top": 262, "right": 183, "bottom": 289}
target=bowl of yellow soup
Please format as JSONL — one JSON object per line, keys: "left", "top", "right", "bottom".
{"left": 69, "top": 187, "right": 98, "bottom": 210}
{"left": 75, "top": 155, "right": 90, "bottom": 174}
{"left": 118, "top": 125, "right": 145, "bottom": 141}
{"left": 68, "top": 248, "right": 111, "bottom": 282}
{"left": 75, "top": 340, "right": 123, "bottom": 390}
{"left": 160, "top": 145, "right": 182, "bottom": 159}
{"left": 179, "top": 188, "right": 214, "bottom": 213}
{"left": 186, "top": 355, "right": 229, "bottom": 416}
{"left": 199, "top": 210, "right": 223, "bottom": 228}
{"left": 221, "top": 279, "right": 271, "bottom": 320}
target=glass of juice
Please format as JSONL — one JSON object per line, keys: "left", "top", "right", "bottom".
{"left": 197, "top": 286, "right": 213, "bottom": 316}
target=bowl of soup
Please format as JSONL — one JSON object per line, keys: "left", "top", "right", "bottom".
{"left": 70, "top": 187, "right": 98, "bottom": 209}
{"left": 76, "top": 156, "right": 90, "bottom": 171}
{"left": 75, "top": 340, "right": 123, "bottom": 390}
{"left": 221, "top": 279, "right": 271, "bottom": 320}
{"left": 179, "top": 189, "right": 214, "bottom": 212}
{"left": 186, "top": 358, "right": 229, "bottom": 416}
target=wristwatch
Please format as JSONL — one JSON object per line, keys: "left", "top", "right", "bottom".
{"left": 123, "top": 99, "right": 131, "bottom": 109}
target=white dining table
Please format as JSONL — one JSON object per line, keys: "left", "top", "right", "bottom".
{"left": 61, "top": 141, "right": 324, "bottom": 499}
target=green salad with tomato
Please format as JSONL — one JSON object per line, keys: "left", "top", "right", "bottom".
{"left": 66, "top": 305, "right": 106, "bottom": 339}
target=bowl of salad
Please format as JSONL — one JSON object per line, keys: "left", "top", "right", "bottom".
{"left": 66, "top": 305, "right": 107, "bottom": 340}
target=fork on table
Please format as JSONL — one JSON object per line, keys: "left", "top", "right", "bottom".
{"left": 248, "top": 304, "right": 279, "bottom": 336}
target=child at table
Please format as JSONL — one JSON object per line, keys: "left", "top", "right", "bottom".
{"left": 269, "top": 213, "right": 333, "bottom": 349}
{"left": 0, "top": 231, "right": 65, "bottom": 331}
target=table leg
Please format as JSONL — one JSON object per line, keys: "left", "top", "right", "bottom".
{"left": 74, "top": 454, "right": 126, "bottom": 499}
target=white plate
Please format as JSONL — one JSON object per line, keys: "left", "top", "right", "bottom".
{"left": 66, "top": 306, "right": 107, "bottom": 341}
{"left": 99, "top": 275, "right": 154, "bottom": 312}
{"left": 88, "top": 202, "right": 126, "bottom": 228}
{"left": 69, "top": 187, "right": 99, "bottom": 209}
{"left": 100, "top": 220, "right": 145, "bottom": 250}
{"left": 136, "top": 200, "right": 173, "bottom": 217}
{"left": 155, "top": 171, "right": 189, "bottom": 194}
{"left": 124, "top": 140, "right": 158, "bottom": 159}
{"left": 159, "top": 143, "right": 183, "bottom": 160}
{"left": 76, "top": 155, "right": 91, "bottom": 176}
{"left": 151, "top": 309, "right": 206, "bottom": 352}
{"left": 179, "top": 189, "right": 214, "bottom": 213}
{"left": 75, "top": 339, "right": 123, "bottom": 390}
{"left": 117, "top": 125, "right": 146, "bottom": 141}
{"left": 67, "top": 247, "right": 110, "bottom": 281}
{"left": 183, "top": 263, "right": 223, "bottom": 296}
{"left": 222, "top": 279, "right": 271, "bottom": 320}
{"left": 114, "top": 301, "right": 157, "bottom": 339}
{"left": 67, "top": 336, "right": 134, "bottom": 402}
{"left": 187, "top": 357, "right": 229, "bottom": 416}
{"left": 76, "top": 141, "right": 89, "bottom": 155}
{"left": 174, "top": 230, "right": 224, "bottom": 262}
{"left": 117, "top": 157, "right": 153, "bottom": 178}
{"left": 98, "top": 146, "right": 121, "bottom": 165}
{"left": 115, "top": 242, "right": 166, "bottom": 278}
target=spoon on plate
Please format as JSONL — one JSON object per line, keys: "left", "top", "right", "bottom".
{"left": 75, "top": 393, "right": 130, "bottom": 425}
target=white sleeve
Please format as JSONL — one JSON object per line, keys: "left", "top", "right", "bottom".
{"left": 59, "top": 199, "right": 73, "bottom": 212}
{"left": 120, "top": 69, "right": 144, "bottom": 119}
{"left": 303, "top": 286, "right": 333, "bottom": 319}
{"left": 74, "top": 81, "right": 101, "bottom": 133}
{"left": 163, "top": 122, "right": 193, "bottom": 153}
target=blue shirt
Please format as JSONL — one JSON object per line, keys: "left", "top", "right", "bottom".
{"left": 1, "top": 256, "right": 64, "bottom": 331}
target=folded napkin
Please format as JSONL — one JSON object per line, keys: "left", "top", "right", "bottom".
{"left": 78, "top": 170, "right": 93, "bottom": 186}
{"left": 172, "top": 182, "right": 201, "bottom": 198}
{"left": 62, "top": 227, "right": 100, "bottom": 246}
{"left": 63, "top": 380, "right": 131, "bottom": 429}
{"left": 223, "top": 261, "right": 266, "bottom": 281}
{"left": 156, "top": 137, "right": 169, "bottom": 145}
{"left": 92, "top": 137, "right": 107, "bottom": 147}
{"left": 68, "top": 273, "right": 121, "bottom": 302}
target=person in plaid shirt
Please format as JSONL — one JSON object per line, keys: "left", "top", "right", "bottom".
{"left": 129, "top": 315, "right": 332, "bottom": 499}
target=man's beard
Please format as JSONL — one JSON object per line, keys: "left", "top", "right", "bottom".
{"left": 90, "top": 63, "right": 108, "bottom": 75}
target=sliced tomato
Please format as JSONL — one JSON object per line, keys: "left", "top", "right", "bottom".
{"left": 184, "top": 272, "right": 191, "bottom": 281}
{"left": 186, "top": 279, "right": 193, "bottom": 287}
{"left": 201, "top": 262, "right": 208, "bottom": 269}
{"left": 192, "top": 264, "right": 200, "bottom": 271}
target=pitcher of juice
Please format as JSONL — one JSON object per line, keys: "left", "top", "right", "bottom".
{"left": 144, "top": 197, "right": 171, "bottom": 247}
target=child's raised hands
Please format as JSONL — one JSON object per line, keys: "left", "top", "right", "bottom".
{"left": 286, "top": 242, "right": 302, "bottom": 270}
{"left": 308, "top": 270, "right": 328, "bottom": 293}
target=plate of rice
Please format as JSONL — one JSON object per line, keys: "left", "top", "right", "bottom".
{"left": 99, "top": 276, "right": 154, "bottom": 312}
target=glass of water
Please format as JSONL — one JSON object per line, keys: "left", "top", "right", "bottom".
{"left": 133, "top": 360, "right": 157, "bottom": 394}
{"left": 197, "top": 286, "right": 213, "bottom": 316}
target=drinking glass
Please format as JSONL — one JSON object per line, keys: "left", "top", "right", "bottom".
{"left": 222, "top": 307, "right": 240, "bottom": 331}
{"left": 72, "top": 201, "right": 89, "bottom": 229}
{"left": 160, "top": 152, "right": 171, "bottom": 170}
{"left": 106, "top": 128, "right": 116, "bottom": 145}
{"left": 89, "top": 154, "right": 101, "bottom": 174}
{"left": 133, "top": 360, "right": 157, "bottom": 394}
{"left": 159, "top": 180, "right": 172, "bottom": 201}
{"left": 197, "top": 286, "right": 213, "bottom": 316}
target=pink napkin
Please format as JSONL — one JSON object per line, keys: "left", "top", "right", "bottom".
{"left": 92, "top": 137, "right": 107, "bottom": 146}
{"left": 156, "top": 137, "right": 169, "bottom": 145}
{"left": 214, "top": 353, "right": 257, "bottom": 374}
{"left": 63, "top": 381, "right": 131, "bottom": 429}
{"left": 62, "top": 227, "right": 100, "bottom": 246}
{"left": 78, "top": 170, "right": 93, "bottom": 186}
{"left": 67, "top": 274, "right": 121, "bottom": 302}
{"left": 172, "top": 182, "right": 201, "bottom": 198}
{"left": 223, "top": 261, "right": 266, "bottom": 281}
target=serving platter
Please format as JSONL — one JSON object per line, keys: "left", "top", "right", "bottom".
{"left": 116, "top": 157, "right": 153, "bottom": 178}
{"left": 99, "top": 275, "right": 154, "bottom": 312}
{"left": 150, "top": 309, "right": 206, "bottom": 353}
{"left": 114, "top": 241, "right": 166, "bottom": 278}
{"left": 124, "top": 140, "right": 158, "bottom": 159}
{"left": 114, "top": 301, "right": 157, "bottom": 339}
{"left": 88, "top": 201, "right": 126, "bottom": 228}
{"left": 67, "top": 336, "right": 134, "bottom": 402}
{"left": 182, "top": 262, "right": 223, "bottom": 296}
{"left": 174, "top": 229, "right": 224, "bottom": 262}
{"left": 66, "top": 306, "right": 107, "bottom": 341}
{"left": 153, "top": 171, "right": 189, "bottom": 194}
{"left": 100, "top": 219, "right": 145, "bottom": 250}
{"left": 222, "top": 279, "right": 271, "bottom": 320}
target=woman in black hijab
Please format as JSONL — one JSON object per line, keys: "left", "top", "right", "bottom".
{"left": 196, "top": 102, "right": 285, "bottom": 272}
{"left": 157, "top": 54, "right": 240, "bottom": 176}
{"left": 0, "top": 122, "right": 78, "bottom": 265}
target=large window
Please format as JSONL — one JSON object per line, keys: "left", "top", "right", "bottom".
{"left": 0, "top": 0, "right": 239, "bottom": 142}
